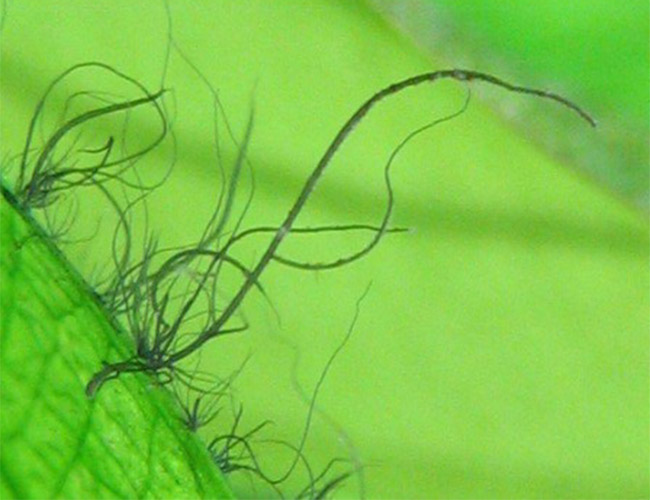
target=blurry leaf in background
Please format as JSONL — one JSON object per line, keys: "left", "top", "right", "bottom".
{"left": 368, "top": 0, "right": 650, "bottom": 211}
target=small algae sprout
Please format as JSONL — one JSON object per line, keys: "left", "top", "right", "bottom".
{"left": 12, "top": 62, "right": 167, "bottom": 211}
{"left": 5, "top": 57, "right": 595, "bottom": 499}
{"left": 3, "top": 60, "right": 595, "bottom": 398}
{"left": 172, "top": 287, "right": 372, "bottom": 498}
{"left": 82, "top": 68, "right": 594, "bottom": 396}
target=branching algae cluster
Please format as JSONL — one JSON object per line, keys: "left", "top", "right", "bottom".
{"left": 3, "top": 55, "right": 594, "bottom": 497}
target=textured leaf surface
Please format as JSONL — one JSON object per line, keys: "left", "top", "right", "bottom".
{"left": 0, "top": 191, "right": 233, "bottom": 499}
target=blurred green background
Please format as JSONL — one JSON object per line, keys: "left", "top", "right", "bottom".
{"left": 1, "top": 1, "right": 648, "bottom": 498}
{"left": 372, "top": 0, "right": 650, "bottom": 211}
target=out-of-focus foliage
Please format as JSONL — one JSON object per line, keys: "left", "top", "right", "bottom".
{"left": 370, "top": 0, "right": 650, "bottom": 210}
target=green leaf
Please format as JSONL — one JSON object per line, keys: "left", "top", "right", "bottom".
{"left": 0, "top": 190, "right": 233, "bottom": 499}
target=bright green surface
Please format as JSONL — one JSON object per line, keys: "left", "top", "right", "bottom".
{"left": 0, "top": 193, "right": 233, "bottom": 498}
{"left": 417, "top": 0, "right": 649, "bottom": 123}
{"left": 1, "top": 1, "right": 648, "bottom": 499}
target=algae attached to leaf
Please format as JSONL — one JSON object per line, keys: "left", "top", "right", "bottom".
{"left": 0, "top": 188, "right": 234, "bottom": 499}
